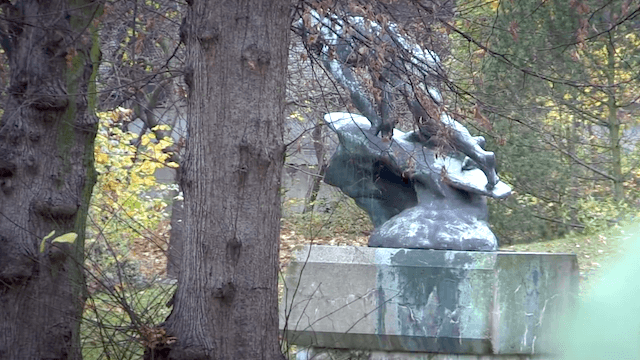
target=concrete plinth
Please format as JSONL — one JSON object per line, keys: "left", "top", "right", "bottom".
{"left": 292, "top": 347, "right": 542, "bottom": 360}
{"left": 280, "top": 246, "right": 578, "bottom": 356}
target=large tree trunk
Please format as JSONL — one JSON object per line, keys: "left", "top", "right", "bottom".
{"left": 156, "top": 1, "right": 290, "bottom": 359}
{"left": 0, "top": 1, "right": 101, "bottom": 359}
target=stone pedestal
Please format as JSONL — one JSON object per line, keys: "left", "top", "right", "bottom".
{"left": 280, "top": 246, "right": 578, "bottom": 358}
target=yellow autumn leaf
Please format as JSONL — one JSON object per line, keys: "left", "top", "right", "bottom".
{"left": 123, "top": 132, "right": 138, "bottom": 142}
{"left": 52, "top": 232, "right": 78, "bottom": 245}
{"left": 121, "top": 156, "right": 134, "bottom": 167}
{"left": 158, "top": 138, "right": 173, "bottom": 149}
{"left": 157, "top": 153, "right": 170, "bottom": 162}
{"left": 143, "top": 176, "right": 156, "bottom": 186}
{"left": 105, "top": 179, "right": 120, "bottom": 191}
{"left": 141, "top": 136, "right": 150, "bottom": 146}
{"left": 40, "top": 230, "right": 56, "bottom": 253}
{"left": 96, "top": 153, "right": 108, "bottom": 164}
{"left": 152, "top": 124, "right": 171, "bottom": 131}
{"left": 139, "top": 161, "right": 156, "bottom": 175}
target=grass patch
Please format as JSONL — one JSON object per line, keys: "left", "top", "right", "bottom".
{"left": 501, "top": 224, "right": 632, "bottom": 291}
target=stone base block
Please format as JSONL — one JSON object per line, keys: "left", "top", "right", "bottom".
{"left": 293, "top": 347, "right": 543, "bottom": 360}
{"left": 280, "top": 246, "right": 578, "bottom": 356}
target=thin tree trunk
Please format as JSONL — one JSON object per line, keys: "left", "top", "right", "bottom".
{"left": 606, "top": 40, "right": 624, "bottom": 201}
{"left": 568, "top": 118, "right": 579, "bottom": 229}
{"left": 154, "top": 1, "right": 290, "bottom": 359}
{"left": 0, "top": 1, "right": 101, "bottom": 359}
{"left": 303, "top": 120, "right": 325, "bottom": 214}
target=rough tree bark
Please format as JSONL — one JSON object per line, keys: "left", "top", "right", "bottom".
{"left": 166, "top": 198, "right": 184, "bottom": 279}
{"left": 0, "top": 1, "right": 101, "bottom": 359}
{"left": 152, "top": 0, "right": 290, "bottom": 359}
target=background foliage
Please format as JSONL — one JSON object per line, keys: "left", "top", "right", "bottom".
{"left": 448, "top": 0, "right": 640, "bottom": 243}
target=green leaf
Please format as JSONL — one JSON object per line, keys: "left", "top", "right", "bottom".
{"left": 40, "top": 230, "right": 56, "bottom": 253}
{"left": 52, "top": 232, "right": 78, "bottom": 245}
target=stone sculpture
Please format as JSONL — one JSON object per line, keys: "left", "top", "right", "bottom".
{"left": 298, "top": 10, "right": 511, "bottom": 250}
{"left": 324, "top": 112, "right": 510, "bottom": 251}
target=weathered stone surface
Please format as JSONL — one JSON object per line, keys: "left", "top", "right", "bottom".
{"left": 280, "top": 246, "right": 578, "bottom": 355}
